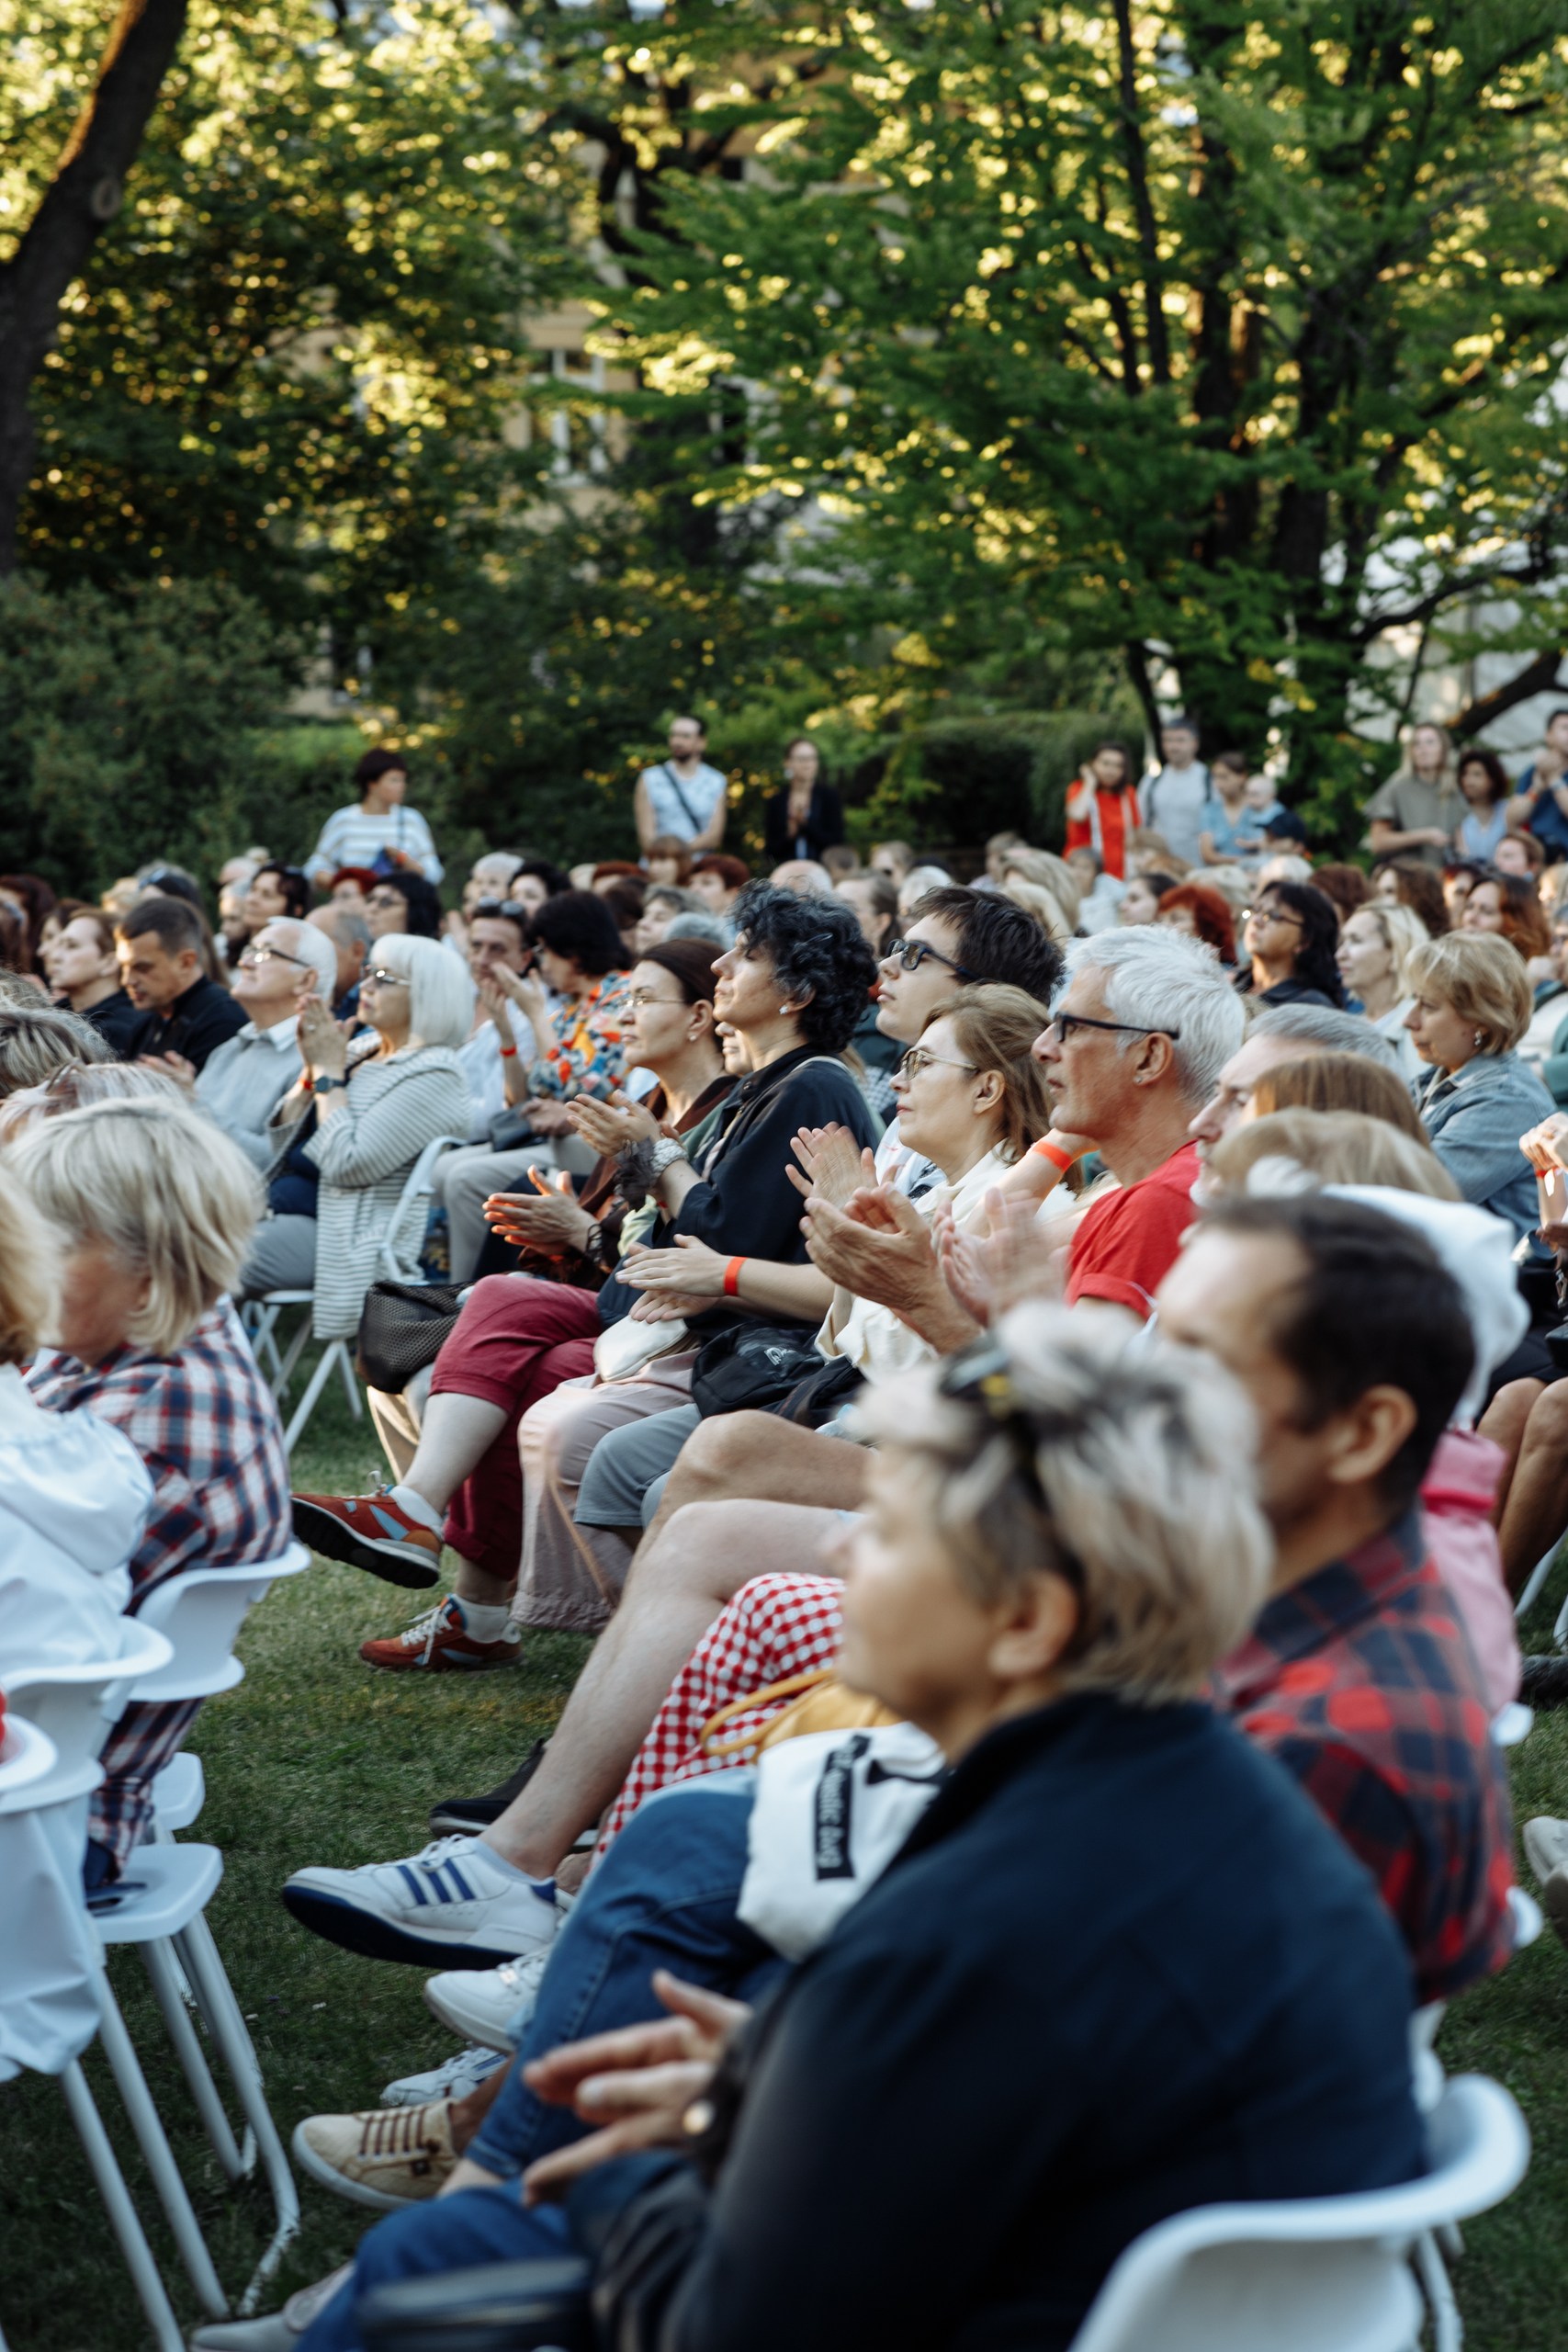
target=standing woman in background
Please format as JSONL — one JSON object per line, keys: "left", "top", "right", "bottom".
{"left": 763, "top": 737, "right": 845, "bottom": 866}
{"left": 1065, "top": 741, "right": 1139, "bottom": 879}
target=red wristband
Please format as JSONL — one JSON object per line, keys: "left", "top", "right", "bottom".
{"left": 499, "top": 1045, "right": 518, "bottom": 1058}
{"left": 723, "top": 1256, "right": 745, "bottom": 1297}
{"left": 300, "top": 1074, "right": 314, "bottom": 1094}
{"left": 1031, "top": 1138, "right": 1075, "bottom": 1171}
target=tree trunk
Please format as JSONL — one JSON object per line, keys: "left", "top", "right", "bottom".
{"left": 0, "top": 0, "right": 188, "bottom": 572}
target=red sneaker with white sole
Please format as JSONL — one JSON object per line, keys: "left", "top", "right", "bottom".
{"left": 293, "top": 1487, "right": 443, "bottom": 1588}
{"left": 360, "top": 1596, "right": 522, "bottom": 1673}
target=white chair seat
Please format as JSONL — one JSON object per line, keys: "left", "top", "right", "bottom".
{"left": 1493, "top": 1701, "right": 1534, "bottom": 1749}
{"left": 91, "top": 1841, "right": 223, "bottom": 1944}
{"left": 152, "top": 1753, "right": 206, "bottom": 1835}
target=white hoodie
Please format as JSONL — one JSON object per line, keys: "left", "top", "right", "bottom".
{"left": 0, "top": 1364, "right": 153, "bottom": 1683}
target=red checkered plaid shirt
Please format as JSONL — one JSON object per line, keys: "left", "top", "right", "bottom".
{"left": 27, "top": 1301, "right": 290, "bottom": 1874}
{"left": 1214, "top": 1510, "right": 1515, "bottom": 2003}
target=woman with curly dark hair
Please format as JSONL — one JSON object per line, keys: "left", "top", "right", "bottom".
{"left": 1156, "top": 881, "right": 1236, "bottom": 967}
{"left": 1239, "top": 880, "right": 1346, "bottom": 1008}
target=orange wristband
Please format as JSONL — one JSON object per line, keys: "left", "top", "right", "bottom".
{"left": 1031, "top": 1138, "right": 1075, "bottom": 1172}
{"left": 723, "top": 1257, "right": 745, "bottom": 1297}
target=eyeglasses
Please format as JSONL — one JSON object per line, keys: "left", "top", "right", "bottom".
{"left": 897, "top": 1045, "right": 979, "bottom": 1080}
{"left": 472, "top": 899, "right": 531, "bottom": 922}
{"left": 882, "top": 935, "right": 979, "bottom": 982}
{"left": 1244, "top": 903, "right": 1302, "bottom": 928}
{"left": 362, "top": 967, "right": 409, "bottom": 988}
{"left": 936, "top": 1340, "right": 1086, "bottom": 1593}
{"left": 1042, "top": 1012, "right": 1181, "bottom": 1045}
{"left": 237, "top": 945, "right": 310, "bottom": 971}
{"left": 367, "top": 889, "right": 405, "bottom": 910}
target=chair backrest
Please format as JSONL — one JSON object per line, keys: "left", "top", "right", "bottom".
{"left": 0, "top": 1714, "right": 59, "bottom": 1803}
{"left": 0, "top": 1619, "right": 174, "bottom": 1810}
{"left": 379, "top": 1133, "right": 468, "bottom": 1283}
{"left": 1066, "top": 2075, "right": 1529, "bottom": 2352}
{"left": 131, "top": 1540, "right": 310, "bottom": 1703}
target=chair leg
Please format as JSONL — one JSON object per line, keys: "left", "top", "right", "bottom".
{"left": 1516, "top": 1544, "right": 1560, "bottom": 1622}
{"left": 61, "top": 2057, "right": 186, "bottom": 2352}
{"left": 141, "top": 1935, "right": 247, "bottom": 2182}
{"left": 282, "top": 1340, "right": 342, "bottom": 1453}
{"left": 1414, "top": 2226, "right": 1463, "bottom": 2352}
{"left": 175, "top": 1911, "right": 300, "bottom": 2312}
{"left": 336, "top": 1340, "right": 364, "bottom": 1419}
{"left": 94, "top": 1970, "right": 230, "bottom": 2319}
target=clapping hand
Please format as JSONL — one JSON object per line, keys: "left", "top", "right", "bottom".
{"left": 570, "top": 1091, "right": 664, "bottom": 1156}
{"left": 136, "top": 1050, "right": 197, "bottom": 1093}
{"left": 620, "top": 1235, "right": 728, "bottom": 1299}
{"left": 297, "top": 989, "right": 346, "bottom": 1081}
{"left": 785, "top": 1124, "right": 875, "bottom": 1210}
{"left": 482, "top": 1171, "right": 590, "bottom": 1257}
{"left": 520, "top": 1973, "right": 750, "bottom": 2204}
{"left": 932, "top": 1188, "right": 1066, "bottom": 1324}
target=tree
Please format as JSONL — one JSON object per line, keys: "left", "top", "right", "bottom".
{"left": 570, "top": 0, "right": 1568, "bottom": 833}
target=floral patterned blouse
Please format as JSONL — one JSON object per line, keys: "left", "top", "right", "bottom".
{"left": 529, "top": 971, "right": 632, "bottom": 1102}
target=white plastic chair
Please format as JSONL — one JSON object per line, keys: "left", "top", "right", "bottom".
{"left": 0, "top": 1713, "right": 191, "bottom": 2352}
{"left": 1065, "top": 2074, "right": 1529, "bottom": 2352}
{"left": 247, "top": 1132, "right": 467, "bottom": 1453}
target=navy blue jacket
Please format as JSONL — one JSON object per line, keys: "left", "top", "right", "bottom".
{"left": 575, "top": 1690, "right": 1425, "bottom": 2352}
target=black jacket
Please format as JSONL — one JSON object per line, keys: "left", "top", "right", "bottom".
{"left": 763, "top": 783, "right": 845, "bottom": 866}
{"left": 68, "top": 988, "right": 141, "bottom": 1057}
{"left": 126, "top": 975, "right": 248, "bottom": 1071}
{"left": 573, "top": 1691, "right": 1424, "bottom": 2352}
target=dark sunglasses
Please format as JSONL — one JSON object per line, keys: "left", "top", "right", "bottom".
{"left": 472, "top": 899, "right": 532, "bottom": 922}
{"left": 883, "top": 934, "right": 979, "bottom": 983}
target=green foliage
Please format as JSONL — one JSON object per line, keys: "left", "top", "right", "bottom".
{"left": 860, "top": 708, "right": 1145, "bottom": 855}
{"left": 0, "top": 572, "right": 301, "bottom": 894}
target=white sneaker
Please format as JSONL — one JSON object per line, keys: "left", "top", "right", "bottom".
{"left": 424, "top": 1951, "right": 551, "bottom": 2052}
{"left": 381, "top": 2041, "right": 506, "bottom": 2106}
{"left": 281, "top": 1836, "right": 560, "bottom": 1968}
{"left": 189, "top": 2265, "right": 355, "bottom": 2346}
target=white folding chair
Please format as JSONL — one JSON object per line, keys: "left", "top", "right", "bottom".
{"left": 1513, "top": 1542, "right": 1559, "bottom": 1621}
{"left": 0, "top": 1712, "right": 191, "bottom": 2352}
{"left": 247, "top": 1133, "right": 467, "bottom": 1454}
{"left": 1064, "top": 2073, "right": 1529, "bottom": 2352}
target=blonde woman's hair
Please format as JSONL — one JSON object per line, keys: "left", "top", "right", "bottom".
{"left": 1246, "top": 1051, "right": 1427, "bottom": 1141}
{"left": 852, "top": 1305, "right": 1272, "bottom": 1705}
{"left": 1406, "top": 932, "right": 1532, "bottom": 1055}
{"left": 1001, "top": 873, "right": 1077, "bottom": 945}
{"left": 0, "top": 1057, "right": 185, "bottom": 1146}
{"left": 6, "top": 1099, "right": 264, "bottom": 1356}
{"left": 927, "top": 984, "right": 1054, "bottom": 1163}
{"left": 1207, "top": 1109, "right": 1461, "bottom": 1204}
{"left": 0, "top": 1168, "right": 58, "bottom": 1365}
{"left": 370, "top": 933, "right": 474, "bottom": 1052}
{"left": 1354, "top": 899, "right": 1427, "bottom": 998}
{"left": 1000, "top": 848, "right": 1083, "bottom": 929}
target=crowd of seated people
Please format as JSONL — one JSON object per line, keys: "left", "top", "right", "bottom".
{"left": 11, "top": 729, "right": 1568, "bottom": 2350}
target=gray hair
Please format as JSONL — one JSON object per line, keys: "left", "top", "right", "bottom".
{"left": 1249, "top": 1002, "right": 1401, "bottom": 1073}
{"left": 852, "top": 1304, "right": 1272, "bottom": 1705}
{"left": 270, "top": 919, "right": 339, "bottom": 1001}
{"left": 371, "top": 933, "right": 474, "bottom": 1051}
{"left": 665, "top": 910, "right": 731, "bottom": 948}
{"left": 7, "top": 1099, "right": 263, "bottom": 1356}
{"left": 1064, "top": 928, "right": 1245, "bottom": 1102}
{"left": 0, "top": 1004, "right": 112, "bottom": 1099}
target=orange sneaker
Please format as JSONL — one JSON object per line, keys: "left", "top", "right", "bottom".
{"left": 292, "top": 1487, "right": 443, "bottom": 1588}
{"left": 361, "top": 1597, "right": 522, "bottom": 1673}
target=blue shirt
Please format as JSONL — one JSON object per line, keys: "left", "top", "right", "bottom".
{"left": 1512, "top": 766, "right": 1568, "bottom": 856}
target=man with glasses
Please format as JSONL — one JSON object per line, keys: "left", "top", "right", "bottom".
{"left": 191, "top": 920, "right": 342, "bottom": 1162}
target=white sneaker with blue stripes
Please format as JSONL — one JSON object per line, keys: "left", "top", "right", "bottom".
{"left": 281, "top": 1835, "right": 559, "bottom": 1969}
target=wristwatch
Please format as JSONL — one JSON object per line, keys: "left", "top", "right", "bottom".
{"left": 313, "top": 1074, "right": 348, "bottom": 1094}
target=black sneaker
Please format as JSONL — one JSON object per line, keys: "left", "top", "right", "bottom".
{"left": 427, "top": 1738, "right": 548, "bottom": 1836}
{"left": 1520, "top": 1656, "right": 1568, "bottom": 1710}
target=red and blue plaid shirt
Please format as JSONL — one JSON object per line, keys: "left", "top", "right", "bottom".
{"left": 27, "top": 1301, "right": 290, "bottom": 1873}
{"left": 1215, "top": 1510, "right": 1515, "bottom": 2003}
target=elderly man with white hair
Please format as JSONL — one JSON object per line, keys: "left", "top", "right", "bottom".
{"left": 192, "top": 917, "right": 342, "bottom": 1166}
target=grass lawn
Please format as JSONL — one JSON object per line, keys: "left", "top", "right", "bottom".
{"left": 4, "top": 1355, "right": 1568, "bottom": 2348}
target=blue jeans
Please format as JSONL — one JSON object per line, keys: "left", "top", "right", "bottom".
{"left": 299, "top": 1774, "right": 775, "bottom": 2352}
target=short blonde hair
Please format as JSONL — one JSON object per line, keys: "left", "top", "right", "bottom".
{"left": 1406, "top": 932, "right": 1532, "bottom": 1055}
{"left": 1353, "top": 899, "right": 1428, "bottom": 999}
{"left": 0, "top": 1004, "right": 112, "bottom": 1097}
{"left": 7, "top": 1100, "right": 263, "bottom": 1356}
{"left": 1000, "top": 848, "right": 1083, "bottom": 929}
{"left": 852, "top": 1305, "right": 1272, "bottom": 1705}
{"left": 1207, "top": 1109, "right": 1461, "bottom": 1204}
{"left": 1001, "top": 874, "right": 1076, "bottom": 944}
{"left": 371, "top": 933, "right": 474, "bottom": 1051}
{"left": 0, "top": 1058, "right": 185, "bottom": 1146}
{"left": 0, "top": 1169, "right": 58, "bottom": 1364}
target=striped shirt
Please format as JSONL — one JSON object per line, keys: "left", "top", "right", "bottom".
{"left": 303, "top": 802, "right": 443, "bottom": 885}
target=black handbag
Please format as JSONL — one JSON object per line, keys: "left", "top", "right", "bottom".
{"left": 355, "top": 1280, "right": 464, "bottom": 1394}
{"left": 690, "top": 1320, "right": 827, "bottom": 1418}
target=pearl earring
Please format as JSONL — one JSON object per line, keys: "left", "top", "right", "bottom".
{"left": 1473, "top": 1030, "right": 1485, "bottom": 1049}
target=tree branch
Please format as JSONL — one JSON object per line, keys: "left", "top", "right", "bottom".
{"left": 1110, "top": 0, "right": 1169, "bottom": 386}
{"left": 0, "top": 0, "right": 188, "bottom": 571}
{"left": 1450, "top": 649, "right": 1564, "bottom": 741}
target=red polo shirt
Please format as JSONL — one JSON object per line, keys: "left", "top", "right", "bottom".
{"left": 1065, "top": 1140, "right": 1201, "bottom": 1318}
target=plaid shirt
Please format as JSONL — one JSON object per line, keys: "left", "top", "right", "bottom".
{"left": 1215, "top": 1510, "right": 1515, "bottom": 2002}
{"left": 27, "top": 1302, "right": 290, "bottom": 1873}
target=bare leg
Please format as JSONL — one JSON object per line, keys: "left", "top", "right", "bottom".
{"left": 1496, "top": 1382, "right": 1568, "bottom": 1595}
{"left": 1477, "top": 1377, "right": 1543, "bottom": 1526}
{"left": 643, "top": 1410, "right": 869, "bottom": 1544}
{"left": 481, "top": 1500, "right": 840, "bottom": 1879}
{"left": 400, "top": 1392, "right": 508, "bottom": 1514}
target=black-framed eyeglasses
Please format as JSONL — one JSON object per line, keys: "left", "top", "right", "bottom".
{"left": 883, "top": 934, "right": 979, "bottom": 983}
{"left": 367, "top": 888, "right": 406, "bottom": 909}
{"left": 1244, "top": 903, "right": 1302, "bottom": 928}
{"left": 237, "top": 944, "right": 311, "bottom": 971}
{"left": 936, "top": 1340, "right": 1086, "bottom": 1594}
{"left": 1043, "top": 1012, "right": 1181, "bottom": 1045}
{"left": 897, "top": 1045, "right": 979, "bottom": 1080}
